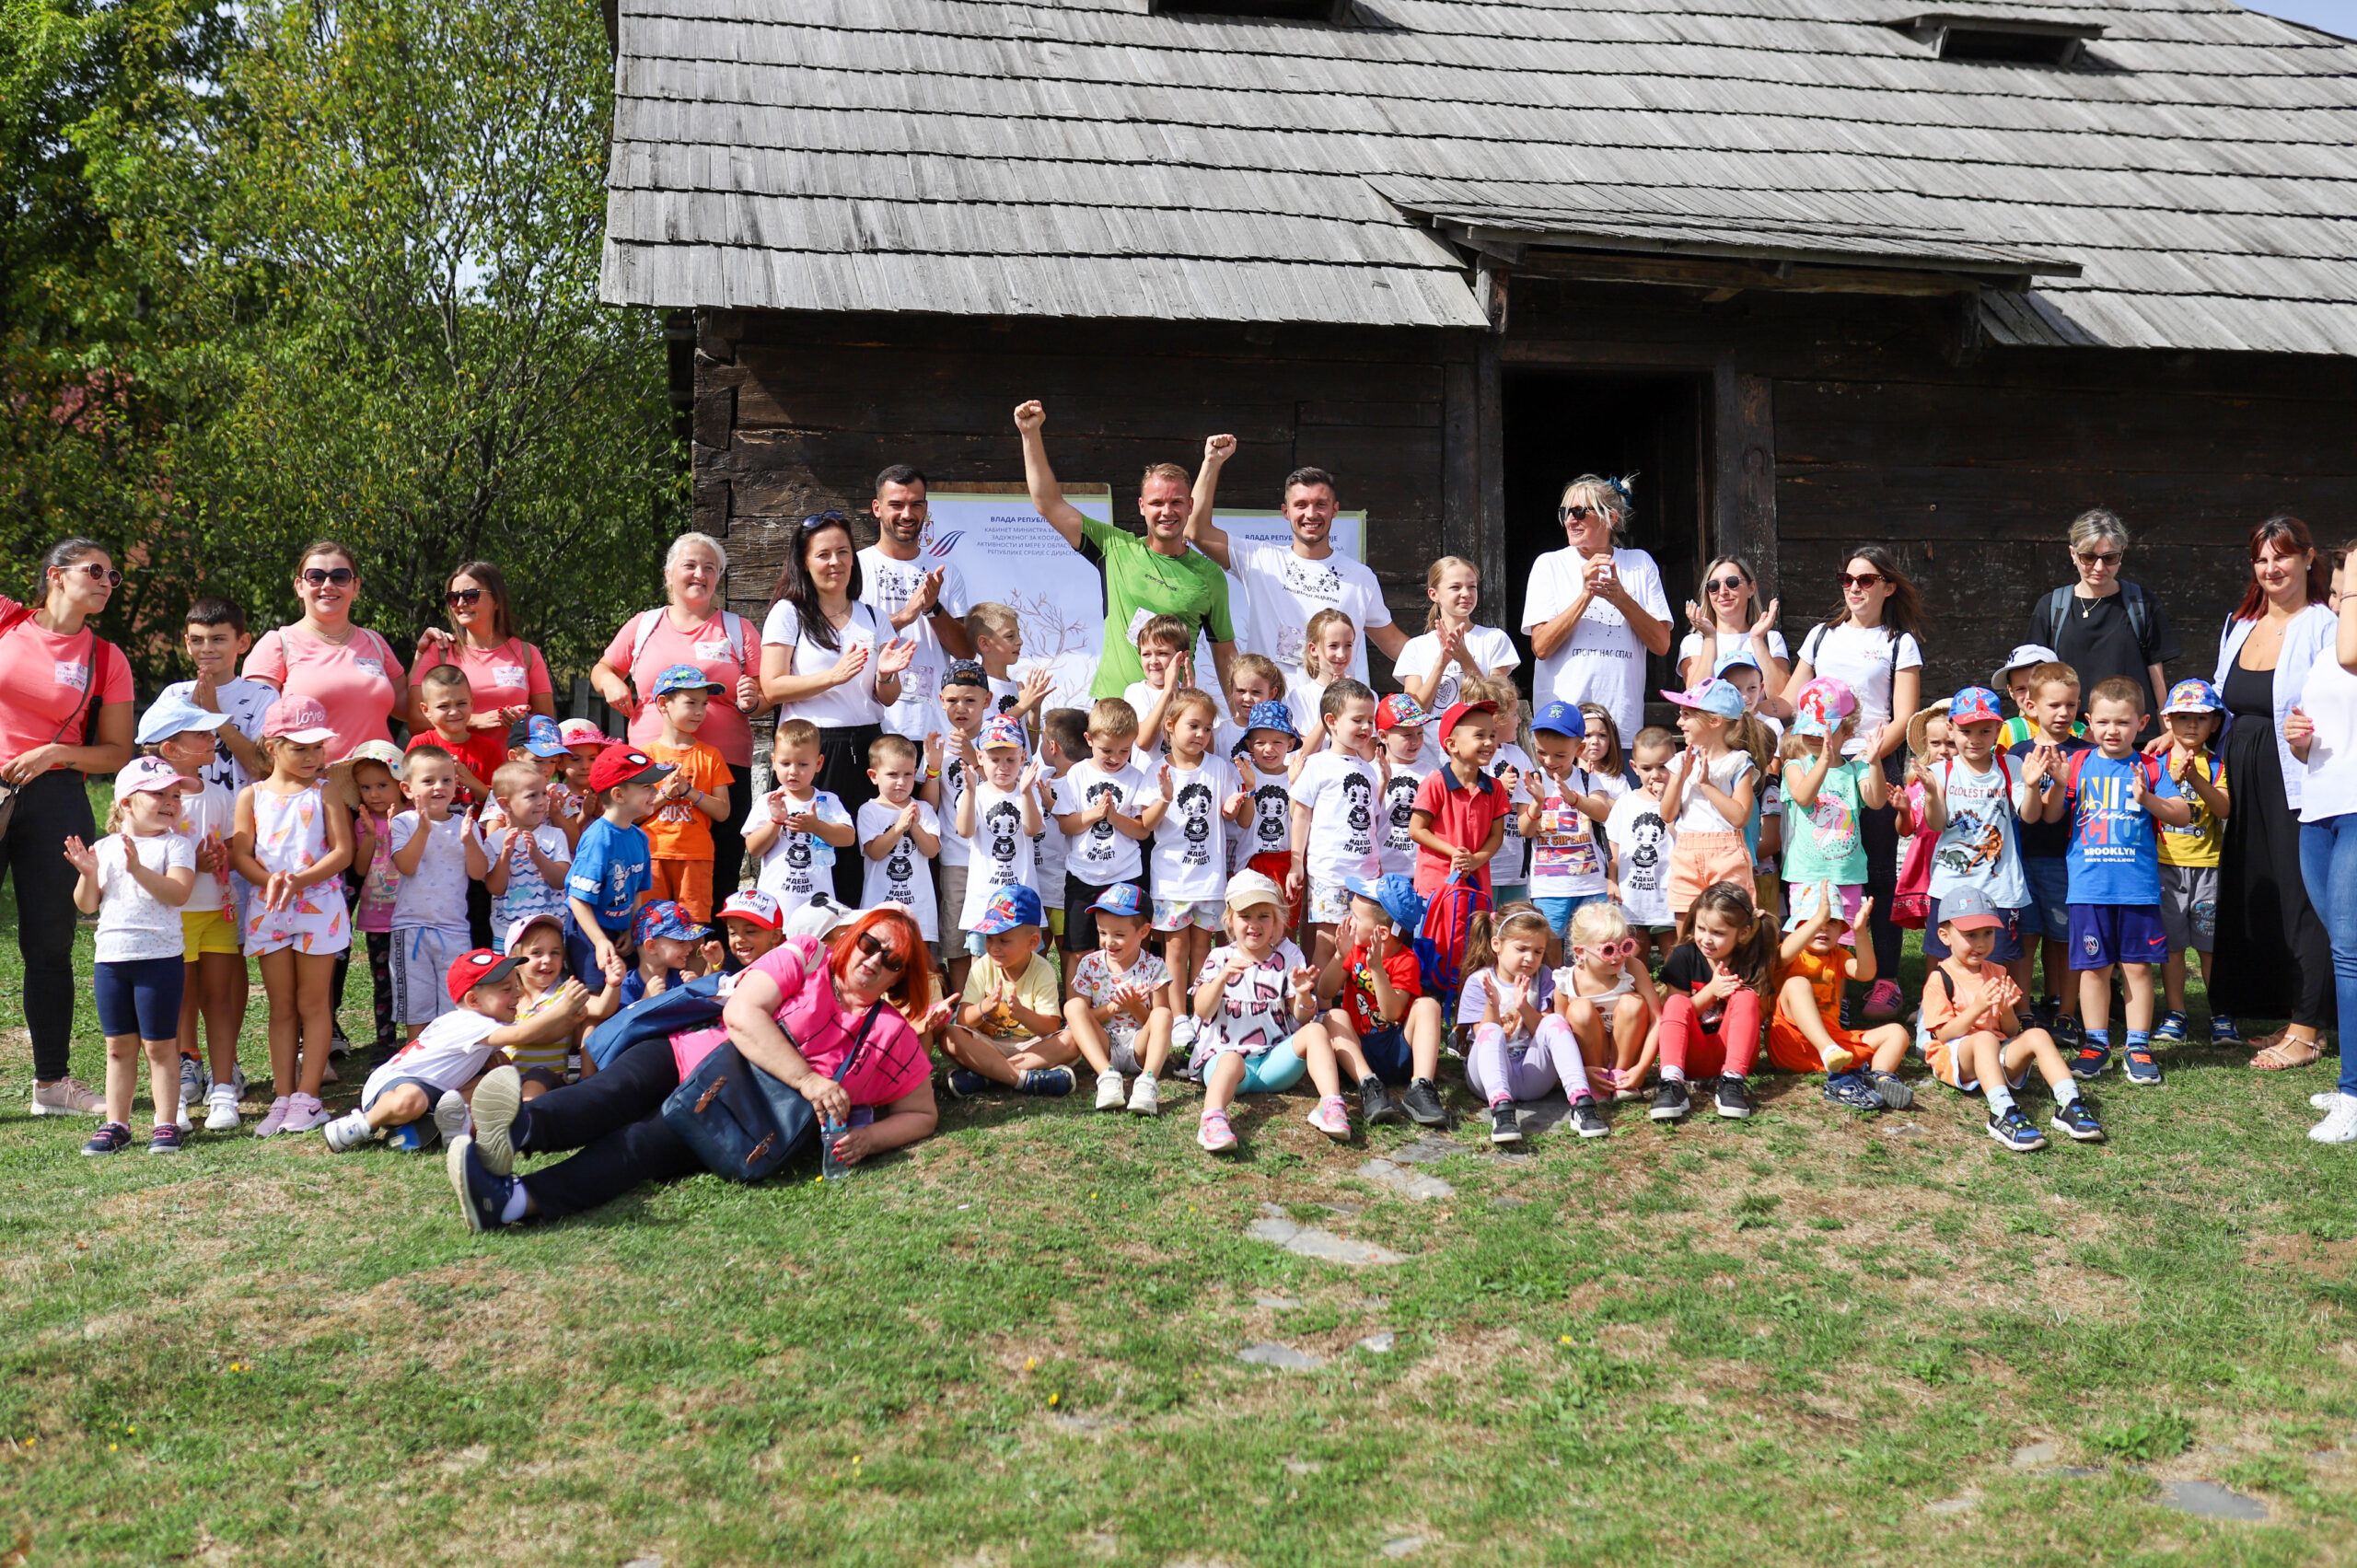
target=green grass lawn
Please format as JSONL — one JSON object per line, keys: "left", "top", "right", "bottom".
{"left": 4, "top": 865, "right": 2356, "bottom": 1566}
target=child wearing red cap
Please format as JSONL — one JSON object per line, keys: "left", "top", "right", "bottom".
{"left": 1374, "top": 694, "right": 1432, "bottom": 882}
{"left": 1405, "top": 698, "right": 1514, "bottom": 900}
{"left": 564, "top": 744, "right": 671, "bottom": 991}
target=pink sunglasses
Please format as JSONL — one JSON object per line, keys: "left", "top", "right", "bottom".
{"left": 1577, "top": 937, "right": 1639, "bottom": 961}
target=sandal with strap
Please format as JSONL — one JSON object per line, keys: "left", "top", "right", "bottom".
{"left": 2251, "top": 1034, "right": 2323, "bottom": 1071}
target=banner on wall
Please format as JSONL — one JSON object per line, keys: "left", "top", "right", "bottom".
{"left": 917, "top": 489, "right": 1113, "bottom": 714}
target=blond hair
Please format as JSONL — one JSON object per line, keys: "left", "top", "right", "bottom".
{"left": 1423, "top": 554, "right": 1480, "bottom": 633}
{"left": 1568, "top": 899, "right": 1632, "bottom": 950}
{"left": 1230, "top": 651, "right": 1285, "bottom": 701}
{"left": 1164, "top": 687, "right": 1221, "bottom": 733}
{"left": 774, "top": 717, "right": 821, "bottom": 753}
{"left": 491, "top": 761, "right": 545, "bottom": 801}
{"left": 1302, "top": 608, "right": 1355, "bottom": 681}
{"left": 1088, "top": 697, "right": 1140, "bottom": 740}
{"left": 1559, "top": 474, "right": 1631, "bottom": 544}
{"left": 964, "top": 602, "right": 1019, "bottom": 644}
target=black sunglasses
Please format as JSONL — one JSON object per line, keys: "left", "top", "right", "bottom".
{"left": 1557, "top": 505, "right": 1601, "bottom": 524}
{"left": 803, "top": 510, "right": 850, "bottom": 528}
{"left": 301, "top": 567, "right": 355, "bottom": 587}
{"left": 57, "top": 562, "right": 122, "bottom": 587}
{"left": 1703, "top": 575, "right": 1748, "bottom": 596}
{"left": 854, "top": 930, "right": 907, "bottom": 974}
{"left": 447, "top": 587, "right": 483, "bottom": 607}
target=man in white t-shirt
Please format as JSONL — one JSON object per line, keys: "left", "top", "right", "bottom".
{"left": 1183, "top": 436, "right": 1405, "bottom": 686}
{"left": 856, "top": 463, "right": 976, "bottom": 742}
{"left": 1520, "top": 482, "right": 1673, "bottom": 748}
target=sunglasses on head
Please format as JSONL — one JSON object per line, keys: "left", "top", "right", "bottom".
{"left": 854, "top": 930, "right": 907, "bottom": 974}
{"left": 301, "top": 567, "right": 355, "bottom": 587}
{"left": 1838, "top": 572, "right": 1884, "bottom": 590}
{"left": 57, "top": 562, "right": 122, "bottom": 587}
{"left": 1579, "top": 936, "right": 1640, "bottom": 961}
{"left": 803, "top": 510, "right": 850, "bottom": 528}
{"left": 447, "top": 587, "right": 483, "bottom": 607}
{"left": 1557, "top": 505, "right": 1600, "bottom": 524}
{"left": 2075, "top": 550, "right": 2123, "bottom": 566}
{"left": 1704, "top": 575, "right": 1747, "bottom": 596}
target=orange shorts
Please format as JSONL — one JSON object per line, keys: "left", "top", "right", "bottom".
{"left": 1766, "top": 1016, "right": 1875, "bottom": 1075}
{"left": 647, "top": 858, "right": 714, "bottom": 926}
{"left": 1666, "top": 831, "right": 1753, "bottom": 915}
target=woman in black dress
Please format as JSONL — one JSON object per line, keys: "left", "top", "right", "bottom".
{"left": 2208, "top": 516, "right": 2339, "bottom": 1067}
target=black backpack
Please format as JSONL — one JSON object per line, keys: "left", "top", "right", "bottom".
{"left": 2038, "top": 581, "right": 2155, "bottom": 656}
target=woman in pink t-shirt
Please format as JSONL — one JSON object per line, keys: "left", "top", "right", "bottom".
{"left": 590, "top": 531, "right": 769, "bottom": 894}
{"left": 1, "top": 538, "right": 136, "bottom": 1115}
{"left": 241, "top": 540, "right": 407, "bottom": 767}
{"left": 409, "top": 560, "right": 555, "bottom": 734}
{"left": 447, "top": 909, "right": 945, "bottom": 1226}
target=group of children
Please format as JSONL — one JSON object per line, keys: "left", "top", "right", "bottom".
{"left": 67, "top": 572, "right": 2235, "bottom": 1164}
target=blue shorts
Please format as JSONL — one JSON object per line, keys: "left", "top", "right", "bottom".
{"left": 1358, "top": 1024, "right": 1415, "bottom": 1085}
{"left": 1532, "top": 892, "right": 1608, "bottom": 937}
{"left": 1922, "top": 897, "right": 2029, "bottom": 963}
{"left": 361, "top": 1074, "right": 445, "bottom": 1119}
{"left": 2067, "top": 903, "right": 2169, "bottom": 970}
{"left": 2019, "top": 857, "right": 2070, "bottom": 941}
{"left": 94, "top": 957, "right": 185, "bottom": 1040}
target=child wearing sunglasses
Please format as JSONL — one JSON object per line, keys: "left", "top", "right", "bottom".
{"left": 1550, "top": 900, "right": 1662, "bottom": 1108}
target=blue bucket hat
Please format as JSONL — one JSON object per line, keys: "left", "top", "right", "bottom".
{"left": 1342, "top": 872, "right": 1427, "bottom": 935}
{"left": 1243, "top": 700, "right": 1301, "bottom": 749}
{"left": 650, "top": 663, "right": 724, "bottom": 699}
{"left": 136, "top": 692, "right": 232, "bottom": 747}
{"left": 972, "top": 883, "right": 1046, "bottom": 935}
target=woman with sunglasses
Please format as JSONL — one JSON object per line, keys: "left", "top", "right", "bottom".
{"left": 2027, "top": 510, "right": 2180, "bottom": 740}
{"left": 1678, "top": 555, "right": 1787, "bottom": 695}
{"left": 410, "top": 561, "right": 556, "bottom": 738}
{"left": 760, "top": 512, "right": 917, "bottom": 906}
{"left": 2210, "top": 515, "right": 2338, "bottom": 1071}
{"left": 1780, "top": 547, "right": 1927, "bottom": 1020}
{"left": 1522, "top": 474, "right": 1674, "bottom": 749}
{"left": 242, "top": 540, "right": 407, "bottom": 769}
{"left": 446, "top": 907, "right": 948, "bottom": 1228}
{"left": 593, "top": 531, "right": 769, "bottom": 896}
{"left": 2, "top": 539, "right": 137, "bottom": 1118}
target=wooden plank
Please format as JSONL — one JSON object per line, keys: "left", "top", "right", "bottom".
{"left": 1711, "top": 362, "right": 1778, "bottom": 600}
{"left": 1441, "top": 358, "right": 1478, "bottom": 567}
{"left": 1475, "top": 336, "right": 1506, "bottom": 633}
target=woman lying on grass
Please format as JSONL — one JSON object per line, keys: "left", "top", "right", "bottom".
{"left": 446, "top": 906, "right": 946, "bottom": 1229}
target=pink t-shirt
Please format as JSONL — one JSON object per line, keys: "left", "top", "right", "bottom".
{"left": 0, "top": 607, "right": 133, "bottom": 762}
{"left": 601, "top": 608, "right": 757, "bottom": 768}
{"left": 416, "top": 636, "right": 552, "bottom": 718}
{"left": 243, "top": 625, "right": 407, "bottom": 761}
{"left": 668, "top": 937, "right": 932, "bottom": 1108}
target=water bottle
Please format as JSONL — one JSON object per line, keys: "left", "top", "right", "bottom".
{"left": 819, "top": 1117, "right": 850, "bottom": 1180}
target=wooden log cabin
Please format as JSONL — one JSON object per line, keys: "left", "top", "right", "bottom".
{"left": 601, "top": 0, "right": 2357, "bottom": 704}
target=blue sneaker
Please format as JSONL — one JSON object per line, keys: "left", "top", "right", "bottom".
{"left": 1018, "top": 1065, "right": 1076, "bottom": 1098}
{"left": 943, "top": 1068, "right": 992, "bottom": 1099}
{"left": 2070, "top": 1042, "right": 2111, "bottom": 1080}
{"left": 2153, "top": 1010, "right": 2188, "bottom": 1045}
{"left": 81, "top": 1121, "right": 134, "bottom": 1156}
{"left": 1986, "top": 1109, "right": 2048, "bottom": 1153}
{"left": 2050, "top": 1099, "right": 2107, "bottom": 1142}
{"left": 1823, "top": 1072, "right": 1885, "bottom": 1111}
{"left": 446, "top": 1136, "right": 515, "bottom": 1233}
{"left": 2052, "top": 1012, "right": 2084, "bottom": 1048}
{"left": 2121, "top": 1045, "right": 2164, "bottom": 1086}
{"left": 2209, "top": 1014, "right": 2244, "bottom": 1047}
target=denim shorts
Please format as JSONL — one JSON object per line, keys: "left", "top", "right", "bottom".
{"left": 1532, "top": 892, "right": 1608, "bottom": 937}
{"left": 360, "top": 1074, "right": 445, "bottom": 1119}
{"left": 2018, "top": 856, "right": 2070, "bottom": 941}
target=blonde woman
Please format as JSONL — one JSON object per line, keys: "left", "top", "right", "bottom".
{"left": 1521, "top": 475, "right": 1673, "bottom": 749}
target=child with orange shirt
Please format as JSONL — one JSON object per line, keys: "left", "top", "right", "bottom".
{"left": 1769, "top": 880, "right": 1911, "bottom": 1111}
{"left": 639, "top": 664, "right": 734, "bottom": 924}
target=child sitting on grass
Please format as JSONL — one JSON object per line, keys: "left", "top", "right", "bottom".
{"left": 1652, "top": 880, "right": 1771, "bottom": 1122}
{"left": 1919, "top": 887, "right": 2103, "bottom": 1152}
{"left": 1062, "top": 883, "right": 1173, "bottom": 1116}
{"left": 1316, "top": 873, "right": 1448, "bottom": 1132}
{"left": 503, "top": 913, "right": 621, "bottom": 1101}
{"left": 1768, "top": 881, "right": 1912, "bottom": 1112}
{"left": 1460, "top": 903, "right": 1607, "bottom": 1143}
{"left": 1190, "top": 872, "right": 1329, "bottom": 1154}
{"left": 941, "top": 886, "right": 1078, "bottom": 1098}
{"left": 325, "top": 948, "right": 589, "bottom": 1153}
{"left": 1550, "top": 899, "right": 1661, "bottom": 1109}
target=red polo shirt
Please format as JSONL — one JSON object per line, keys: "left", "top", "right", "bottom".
{"left": 1411, "top": 762, "right": 1513, "bottom": 897}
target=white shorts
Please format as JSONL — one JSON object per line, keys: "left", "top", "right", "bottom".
{"left": 391, "top": 926, "right": 465, "bottom": 1027}
{"left": 1152, "top": 897, "right": 1224, "bottom": 934}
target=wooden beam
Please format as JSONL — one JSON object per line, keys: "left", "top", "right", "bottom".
{"left": 1442, "top": 358, "right": 1479, "bottom": 566}
{"left": 1475, "top": 337, "right": 1506, "bottom": 632}
{"left": 1507, "top": 250, "right": 2028, "bottom": 298}
{"left": 1711, "top": 360, "right": 1778, "bottom": 602}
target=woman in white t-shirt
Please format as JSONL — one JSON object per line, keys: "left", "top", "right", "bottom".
{"left": 1780, "top": 546, "right": 1926, "bottom": 1016}
{"left": 1520, "top": 475, "right": 1673, "bottom": 749}
{"left": 759, "top": 513, "right": 917, "bottom": 905}
{"left": 1393, "top": 554, "right": 1520, "bottom": 768}
{"left": 1678, "top": 553, "right": 1789, "bottom": 695}
{"left": 2288, "top": 541, "right": 2357, "bottom": 1144}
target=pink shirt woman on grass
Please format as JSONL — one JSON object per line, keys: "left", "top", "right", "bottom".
{"left": 410, "top": 560, "right": 555, "bottom": 735}
{"left": 240, "top": 539, "right": 407, "bottom": 765}
{"left": 2, "top": 538, "right": 136, "bottom": 1111}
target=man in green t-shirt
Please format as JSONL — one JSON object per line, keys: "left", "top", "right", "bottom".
{"left": 1014, "top": 400, "right": 1237, "bottom": 701}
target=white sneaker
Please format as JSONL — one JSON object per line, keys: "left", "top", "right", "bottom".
{"left": 1095, "top": 1069, "right": 1126, "bottom": 1111}
{"left": 1170, "top": 1016, "right": 1199, "bottom": 1053}
{"left": 2310, "top": 1098, "right": 2357, "bottom": 1144}
{"left": 1127, "top": 1074, "right": 1161, "bottom": 1116}
{"left": 433, "top": 1089, "right": 471, "bottom": 1144}
{"left": 2311, "top": 1091, "right": 2349, "bottom": 1111}
{"left": 321, "top": 1110, "right": 377, "bottom": 1152}
{"left": 29, "top": 1077, "right": 105, "bottom": 1117}
{"left": 204, "top": 1086, "right": 242, "bottom": 1132}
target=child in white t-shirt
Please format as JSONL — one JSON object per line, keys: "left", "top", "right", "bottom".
{"left": 1121, "top": 614, "right": 1193, "bottom": 769}
{"left": 138, "top": 694, "right": 246, "bottom": 1132}
{"left": 1149, "top": 689, "right": 1247, "bottom": 1021}
{"left": 956, "top": 715, "right": 1045, "bottom": 950}
{"left": 1052, "top": 698, "right": 1160, "bottom": 958}
{"left": 1288, "top": 679, "right": 1387, "bottom": 971}
{"left": 858, "top": 732, "right": 942, "bottom": 944}
{"left": 747, "top": 717, "right": 855, "bottom": 923}
{"left": 1375, "top": 695, "right": 1432, "bottom": 879}
{"left": 388, "top": 746, "right": 489, "bottom": 1039}
{"left": 1606, "top": 729, "right": 1678, "bottom": 961}
{"left": 1522, "top": 700, "right": 1619, "bottom": 963}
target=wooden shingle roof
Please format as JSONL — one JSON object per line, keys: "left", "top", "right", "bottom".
{"left": 602, "top": 0, "right": 2357, "bottom": 354}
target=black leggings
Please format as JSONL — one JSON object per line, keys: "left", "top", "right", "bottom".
{"left": 2, "top": 770, "right": 97, "bottom": 1080}
{"left": 711, "top": 770, "right": 755, "bottom": 910}
{"left": 515, "top": 1040, "right": 702, "bottom": 1219}
{"left": 815, "top": 724, "right": 882, "bottom": 907}
{"left": 1858, "top": 753, "right": 1903, "bottom": 986}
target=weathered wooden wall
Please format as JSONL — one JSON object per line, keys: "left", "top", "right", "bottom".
{"left": 694, "top": 293, "right": 2357, "bottom": 703}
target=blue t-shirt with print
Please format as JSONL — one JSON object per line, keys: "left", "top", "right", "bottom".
{"left": 2009, "top": 735, "right": 2093, "bottom": 860}
{"left": 2063, "top": 750, "right": 2177, "bottom": 907}
{"left": 566, "top": 817, "right": 652, "bottom": 934}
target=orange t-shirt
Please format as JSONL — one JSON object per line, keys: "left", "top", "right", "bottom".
{"left": 641, "top": 739, "right": 734, "bottom": 861}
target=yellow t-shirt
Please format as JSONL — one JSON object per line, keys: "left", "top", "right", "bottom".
{"left": 507, "top": 988, "right": 574, "bottom": 1074}
{"left": 2156, "top": 748, "right": 2225, "bottom": 868}
{"left": 960, "top": 952, "right": 1059, "bottom": 1043}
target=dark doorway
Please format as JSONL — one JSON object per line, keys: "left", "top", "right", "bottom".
{"left": 1500, "top": 370, "right": 1707, "bottom": 724}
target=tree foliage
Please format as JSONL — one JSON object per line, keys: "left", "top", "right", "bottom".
{"left": 2, "top": 0, "right": 681, "bottom": 680}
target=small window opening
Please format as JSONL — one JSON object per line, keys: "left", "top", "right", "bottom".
{"left": 1896, "top": 13, "right": 2104, "bottom": 65}
{"left": 1149, "top": 0, "right": 1353, "bottom": 20}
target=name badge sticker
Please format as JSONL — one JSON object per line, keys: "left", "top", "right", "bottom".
{"left": 53, "top": 660, "right": 89, "bottom": 691}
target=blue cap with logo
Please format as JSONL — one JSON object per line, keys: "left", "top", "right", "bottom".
{"left": 2162, "top": 678, "right": 2223, "bottom": 716}
{"left": 972, "top": 883, "right": 1046, "bottom": 934}
{"left": 507, "top": 714, "right": 569, "bottom": 758}
{"left": 1531, "top": 700, "right": 1583, "bottom": 738}
{"left": 1086, "top": 882, "right": 1147, "bottom": 920}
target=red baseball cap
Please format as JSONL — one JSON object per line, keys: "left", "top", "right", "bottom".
{"left": 716, "top": 889, "right": 784, "bottom": 931}
{"left": 587, "top": 742, "right": 674, "bottom": 793}
{"left": 445, "top": 948, "right": 524, "bottom": 1005}
{"left": 1436, "top": 699, "right": 1498, "bottom": 738}
{"left": 1375, "top": 694, "right": 1428, "bottom": 732}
